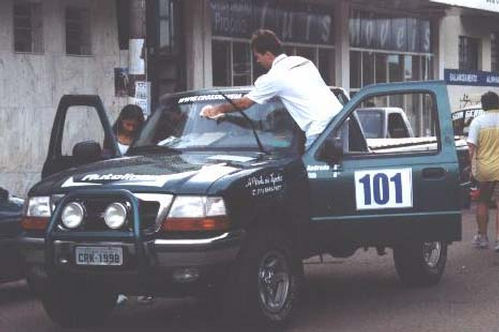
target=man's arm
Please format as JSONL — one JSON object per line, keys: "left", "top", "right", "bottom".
{"left": 200, "top": 97, "right": 255, "bottom": 118}
{"left": 467, "top": 142, "right": 476, "bottom": 181}
{"left": 467, "top": 142, "right": 476, "bottom": 161}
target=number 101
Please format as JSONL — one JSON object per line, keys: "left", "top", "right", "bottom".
{"left": 358, "top": 173, "right": 402, "bottom": 205}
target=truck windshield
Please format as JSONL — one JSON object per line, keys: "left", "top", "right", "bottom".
{"left": 356, "top": 110, "right": 383, "bottom": 138}
{"left": 132, "top": 94, "right": 302, "bottom": 153}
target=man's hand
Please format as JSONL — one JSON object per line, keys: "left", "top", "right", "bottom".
{"left": 199, "top": 97, "right": 255, "bottom": 119}
{"left": 200, "top": 105, "right": 224, "bottom": 119}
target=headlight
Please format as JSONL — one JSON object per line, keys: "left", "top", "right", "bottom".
{"left": 26, "top": 196, "right": 51, "bottom": 217}
{"left": 104, "top": 203, "right": 128, "bottom": 229}
{"left": 61, "top": 202, "right": 85, "bottom": 229}
{"left": 163, "top": 196, "right": 229, "bottom": 231}
{"left": 168, "top": 196, "right": 227, "bottom": 218}
{"left": 22, "top": 196, "right": 51, "bottom": 231}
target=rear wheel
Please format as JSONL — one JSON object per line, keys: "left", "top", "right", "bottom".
{"left": 224, "top": 227, "right": 303, "bottom": 327}
{"left": 393, "top": 241, "right": 447, "bottom": 287}
{"left": 40, "top": 275, "right": 117, "bottom": 328}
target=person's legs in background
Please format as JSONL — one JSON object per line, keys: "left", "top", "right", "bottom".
{"left": 473, "top": 182, "right": 494, "bottom": 249}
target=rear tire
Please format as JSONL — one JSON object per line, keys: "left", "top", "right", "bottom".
{"left": 393, "top": 241, "right": 447, "bottom": 287}
{"left": 40, "top": 275, "right": 117, "bottom": 328}
{"left": 223, "top": 227, "right": 304, "bottom": 327}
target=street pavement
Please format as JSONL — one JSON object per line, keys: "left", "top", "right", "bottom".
{"left": 2, "top": 206, "right": 499, "bottom": 331}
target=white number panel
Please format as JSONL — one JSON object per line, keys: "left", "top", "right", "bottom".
{"left": 354, "top": 168, "right": 413, "bottom": 210}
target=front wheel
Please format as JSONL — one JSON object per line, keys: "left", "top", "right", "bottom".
{"left": 393, "top": 241, "right": 447, "bottom": 287}
{"left": 40, "top": 276, "right": 117, "bottom": 328}
{"left": 223, "top": 228, "right": 304, "bottom": 327}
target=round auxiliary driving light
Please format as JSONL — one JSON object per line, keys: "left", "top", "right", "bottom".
{"left": 104, "top": 203, "right": 128, "bottom": 229}
{"left": 61, "top": 202, "right": 85, "bottom": 229}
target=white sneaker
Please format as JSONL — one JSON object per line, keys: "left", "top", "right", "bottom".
{"left": 472, "top": 234, "right": 489, "bottom": 249}
{"left": 494, "top": 241, "right": 499, "bottom": 252}
{"left": 472, "top": 234, "right": 481, "bottom": 248}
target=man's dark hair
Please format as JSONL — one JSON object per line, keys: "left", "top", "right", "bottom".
{"left": 251, "top": 29, "right": 283, "bottom": 56}
{"left": 481, "top": 91, "right": 499, "bottom": 111}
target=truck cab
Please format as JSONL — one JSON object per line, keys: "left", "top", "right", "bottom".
{"left": 355, "top": 106, "right": 414, "bottom": 139}
{"left": 19, "top": 81, "right": 461, "bottom": 328}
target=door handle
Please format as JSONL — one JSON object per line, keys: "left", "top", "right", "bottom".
{"left": 422, "top": 167, "right": 446, "bottom": 179}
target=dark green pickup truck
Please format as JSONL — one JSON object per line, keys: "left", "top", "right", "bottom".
{"left": 19, "top": 81, "right": 462, "bottom": 327}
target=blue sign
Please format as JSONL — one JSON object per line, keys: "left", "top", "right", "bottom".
{"left": 444, "top": 69, "right": 499, "bottom": 86}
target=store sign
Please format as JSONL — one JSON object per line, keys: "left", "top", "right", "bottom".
{"left": 444, "top": 69, "right": 499, "bottom": 86}
{"left": 430, "top": 0, "right": 499, "bottom": 13}
{"left": 350, "top": 10, "right": 431, "bottom": 53}
{"left": 210, "top": 0, "right": 333, "bottom": 44}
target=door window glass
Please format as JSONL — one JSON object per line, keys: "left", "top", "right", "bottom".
{"left": 61, "top": 107, "right": 105, "bottom": 156}
{"left": 323, "top": 92, "right": 439, "bottom": 158}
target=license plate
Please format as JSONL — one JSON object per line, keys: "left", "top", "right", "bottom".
{"left": 75, "top": 246, "right": 123, "bottom": 266}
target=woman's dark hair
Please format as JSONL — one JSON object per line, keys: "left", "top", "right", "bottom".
{"left": 116, "top": 104, "right": 145, "bottom": 133}
{"left": 104, "top": 104, "right": 145, "bottom": 151}
{"left": 250, "top": 29, "right": 283, "bottom": 56}
{"left": 481, "top": 91, "right": 499, "bottom": 111}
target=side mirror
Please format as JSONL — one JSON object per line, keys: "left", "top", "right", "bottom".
{"left": 319, "top": 137, "right": 344, "bottom": 164}
{"left": 73, "top": 141, "right": 102, "bottom": 164}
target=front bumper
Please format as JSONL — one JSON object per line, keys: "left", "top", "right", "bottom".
{"left": 20, "top": 189, "right": 245, "bottom": 295}
{"left": 19, "top": 230, "right": 244, "bottom": 295}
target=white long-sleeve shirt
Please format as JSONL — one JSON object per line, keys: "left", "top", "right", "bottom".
{"left": 246, "top": 54, "right": 342, "bottom": 139}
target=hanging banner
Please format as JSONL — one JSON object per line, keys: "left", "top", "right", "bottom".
{"left": 210, "top": 0, "right": 334, "bottom": 44}
{"left": 430, "top": 0, "right": 499, "bottom": 13}
{"left": 349, "top": 10, "right": 431, "bottom": 53}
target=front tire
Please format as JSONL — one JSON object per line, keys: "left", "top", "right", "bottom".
{"left": 40, "top": 275, "right": 117, "bottom": 328}
{"left": 393, "top": 241, "right": 447, "bottom": 287}
{"left": 224, "top": 227, "right": 303, "bottom": 327}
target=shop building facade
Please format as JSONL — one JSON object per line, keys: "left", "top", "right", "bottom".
{"left": 178, "top": 0, "right": 499, "bottom": 133}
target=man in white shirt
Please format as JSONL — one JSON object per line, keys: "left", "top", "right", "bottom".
{"left": 201, "top": 29, "right": 343, "bottom": 151}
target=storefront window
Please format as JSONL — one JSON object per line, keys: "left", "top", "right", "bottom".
{"left": 459, "top": 36, "right": 480, "bottom": 71}
{"left": 375, "top": 54, "right": 387, "bottom": 84}
{"left": 213, "top": 39, "right": 335, "bottom": 86}
{"left": 363, "top": 52, "right": 375, "bottom": 85}
{"left": 404, "top": 55, "right": 412, "bottom": 81}
{"left": 210, "top": 1, "right": 335, "bottom": 86}
{"left": 350, "top": 51, "right": 361, "bottom": 89}
{"left": 212, "top": 40, "right": 231, "bottom": 86}
{"left": 388, "top": 55, "right": 403, "bottom": 83}
{"left": 233, "top": 42, "right": 251, "bottom": 85}
{"left": 319, "top": 49, "right": 334, "bottom": 86}
{"left": 492, "top": 32, "right": 499, "bottom": 73}
{"left": 297, "top": 47, "right": 316, "bottom": 63}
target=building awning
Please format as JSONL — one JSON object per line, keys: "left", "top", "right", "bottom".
{"left": 429, "top": 0, "right": 499, "bottom": 13}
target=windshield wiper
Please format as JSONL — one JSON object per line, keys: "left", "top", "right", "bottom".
{"left": 128, "top": 145, "right": 181, "bottom": 154}
{"left": 218, "top": 91, "right": 269, "bottom": 155}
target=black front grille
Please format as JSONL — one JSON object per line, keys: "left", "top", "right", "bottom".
{"left": 57, "top": 196, "right": 160, "bottom": 232}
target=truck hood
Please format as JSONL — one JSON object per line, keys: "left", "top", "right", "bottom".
{"left": 30, "top": 152, "right": 273, "bottom": 196}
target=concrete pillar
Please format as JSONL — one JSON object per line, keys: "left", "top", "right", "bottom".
{"left": 435, "top": 15, "right": 445, "bottom": 80}
{"left": 128, "top": 0, "right": 147, "bottom": 106}
{"left": 184, "top": 0, "right": 212, "bottom": 89}
{"left": 335, "top": 0, "right": 350, "bottom": 90}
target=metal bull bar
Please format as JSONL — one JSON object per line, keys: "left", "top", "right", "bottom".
{"left": 44, "top": 189, "right": 149, "bottom": 278}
